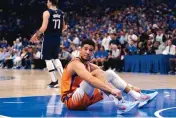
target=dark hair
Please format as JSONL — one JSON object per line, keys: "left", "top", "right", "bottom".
{"left": 49, "top": 0, "right": 58, "bottom": 6}
{"left": 81, "top": 40, "right": 95, "bottom": 48}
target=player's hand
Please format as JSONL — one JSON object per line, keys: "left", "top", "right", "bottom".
{"left": 110, "top": 88, "right": 122, "bottom": 99}
{"left": 133, "top": 86, "right": 141, "bottom": 93}
{"left": 30, "top": 34, "right": 38, "bottom": 43}
{"left": 62, "top": 25, "right": 69, "bottom": 32}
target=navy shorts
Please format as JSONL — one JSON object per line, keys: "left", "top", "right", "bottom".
{"left": 41, "top": 35, "right": 61, "bottom": 60}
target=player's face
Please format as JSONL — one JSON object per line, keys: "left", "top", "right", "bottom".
{"left": 47, "top": 0, "right": 51, "bottom": 8}
{"left": 80, "top": 44, "right": 94, "bottom": 61}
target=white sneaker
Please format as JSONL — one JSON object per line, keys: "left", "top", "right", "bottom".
{"left": 137, "top": 91, "right": 158, "bottom": 108}
{"left": 137, "top": 94, "right": 150, "bottom": 108}
{"left": 109, "top": 95, "right": 139, "bottom": 114}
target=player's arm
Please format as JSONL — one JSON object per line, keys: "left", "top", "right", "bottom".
{"left": 62, "top": 13, "right": 68, "bottom": 32}
{"left": 70, "top": 60, "right": 112, "bottom": 93}
{"left": 38, "top": 11, "right": 50, "bottom": 34}
{"left": 62, "top": 20, "right": 68, "bottom": 32}
{"left": 31, "top": 11, "right": 50, "bottom": 42}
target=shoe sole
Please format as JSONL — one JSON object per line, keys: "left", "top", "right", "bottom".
{"left": 47, "top": 84, "right": 59, "bottom": 88}
{"left": 149, "top": 91, "right": 158, "bottom": 101}
{"left": 54, "top": 84, "right": 59, "bottom": 88}
{"left": 138, "top": 99, "right": 150, "bottom": 108}
{"left": 117, "top": 101, "right": 139, "bottom": 114}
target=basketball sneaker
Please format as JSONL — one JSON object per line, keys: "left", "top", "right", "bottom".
{"left": 148, "top": 91, "right": 158, "bottom": 101}
{"left": 137, "top": 91, "right": 158, "bottom": 108}
{"left": 47, "top": 80, "right": 59, "bottom": 88}
{"left": 109, "top": 95, "right": 139, "bottom": 114}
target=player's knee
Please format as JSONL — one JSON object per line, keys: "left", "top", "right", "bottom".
{"left": 104, "top": 69, "right": 115, "bottom": 82}
{"left": 105, "top": 69, "right": 116, "bottom": 75}
{"left": 45, "top": 60, "right": 55, "bottom": 71}
{"left": 72, "top": 88, "right": 85, "bottom": 104}
{"left": 53, "top": 59, "right": 62, "bottom": 67}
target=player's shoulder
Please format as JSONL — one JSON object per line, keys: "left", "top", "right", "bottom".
{"left": 57, "top": 9, "right": 65, "bottom": 15}
{"left": 65, "top": 59, "right": 80, "bottom": 73}
{"left": 43, "top": 10, "right": 50, "bottom": 16}
{"left": 67, "top": 59, "right": 83, "bottom": 69}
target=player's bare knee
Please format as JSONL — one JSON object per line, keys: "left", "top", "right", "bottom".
{"left": 70, "top": 88, "right": 87, "bottom": 110}
{"left": 72, "top": 88, "right": 84, "bottom": 103}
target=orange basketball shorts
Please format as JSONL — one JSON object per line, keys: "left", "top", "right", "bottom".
{"left": 64, "top": 88, "right": 103, "bottom": 110}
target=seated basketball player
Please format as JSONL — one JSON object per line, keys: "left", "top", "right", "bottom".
{"left": 61, "top": 40, "right": 158, "bottom": 113}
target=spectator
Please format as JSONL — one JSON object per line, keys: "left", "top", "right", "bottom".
{"left": 104, "top": 44, "right": 121, "bottom": 71}
{"left": 101, "top": 33, "right": 111, "bottom": 51}
{"left": 163, "top": 39, "right": 176, "bottom": 55}
{"left": 127, "top": 42, "right": 138, "bottom": 55}
{"left": 60, "top": 47, "right": 71, "bottom": 68}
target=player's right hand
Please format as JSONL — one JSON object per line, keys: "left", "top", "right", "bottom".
{"left": 133, "top": 86, "right": 141, "bottom": 93}
{"left": 110, "top": 88, "right": 122, "bottom": 99}
{"left": 30, "top": 34, "right": 38, "bottom": 43}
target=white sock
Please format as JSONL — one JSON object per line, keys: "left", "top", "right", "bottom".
{"left": 49, "top": 71, "right": 57, "bottom": 82}
{"left": 45, "top": 60, "right": 58, "bottom": 83}
{"left": 53, "top": 59, "right": 63, "bottom": 78}
{"left": 128, "top": 90, "right": 141, "bottom": 100}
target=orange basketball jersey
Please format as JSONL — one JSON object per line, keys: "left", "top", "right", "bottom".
{"left": 60, "top": 58, "right": 90, "bottom": 102}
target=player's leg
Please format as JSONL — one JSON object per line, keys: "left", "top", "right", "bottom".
{"left": 104, "top": 69, "right": 158, "bottom": 108}
{"left": 91, "top": 69, "right": 139, "bottom": 113}
{"left": 65, "top": 80, "right": 96, "bottom": 110}
{"left": 52, "top": 59, "right": 63, "bottom": 77}
{"left": 41, "top": 41, "right": 58, "bottom": 88}
{"left": 45, "top": 60, "right": 58, "bottom": 88}
{"left": 52, "top": 45, "right": 64, "bottom": 78}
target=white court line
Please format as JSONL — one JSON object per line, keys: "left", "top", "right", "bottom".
{"left": 0, "top": 115, "right": 10, "bottom": 118}
{"left": 47, "top": 105, "right": 56, "bottom": 108}
{"left": 154, "top": 107, "right": 176, "bottom": 118}
{"left": 3, "top": 102, "right": 24, "bottom": 104}
{"left": 100, "top": 101, "right": 114, "bottom": 103}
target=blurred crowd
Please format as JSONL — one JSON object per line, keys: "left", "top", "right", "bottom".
{"left": 0, "top": 1, "right": 176, "bottom": 73}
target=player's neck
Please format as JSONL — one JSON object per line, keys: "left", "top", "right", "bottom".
{"left": 49, "top": 6, "right": 57, "bottom": 10}
{"left": 78, "top": 57, "right": 89, "bottom": 64}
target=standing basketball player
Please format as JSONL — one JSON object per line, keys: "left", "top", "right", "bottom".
{"left": 31, "top": 0, "right": 67, "bottom": 88}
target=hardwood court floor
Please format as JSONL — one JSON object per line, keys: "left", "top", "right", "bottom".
{"left": 0, "top": 69, "right": 175, "bottom": 98}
